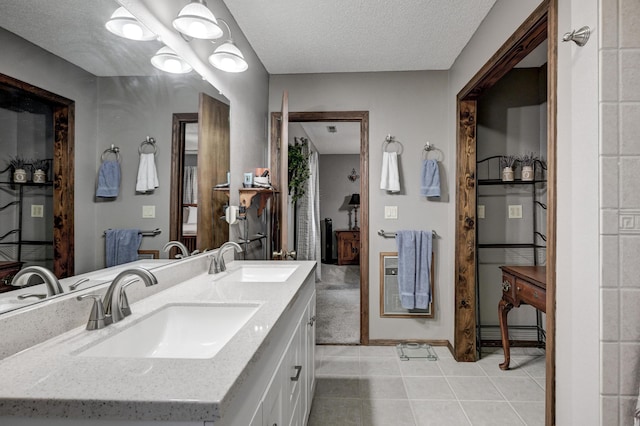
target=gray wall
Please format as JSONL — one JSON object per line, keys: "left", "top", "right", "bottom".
{"left": 318, "top": 154, "right": 360, "bottom": 259}
{"left": 270, "top": 71, "right": 451, "bottom": 341}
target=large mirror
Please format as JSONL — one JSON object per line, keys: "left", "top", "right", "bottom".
{"left": 0, "top": 1, "right": 230, "bottom": 314}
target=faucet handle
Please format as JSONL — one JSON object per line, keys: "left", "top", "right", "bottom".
{"left": 69, "top": 277, "right": 90, "bottom": 290}
{"left": 118, "top": 278, "right": 140, "bottom": 317}
{"left": 17, "top": 293, "right": 47, "bottom": 300}
{"left": 76, "top": 294, "right": 108, "bottom": 330}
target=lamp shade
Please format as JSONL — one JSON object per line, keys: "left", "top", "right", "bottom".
{"left": 173, "top": 1, "right": 223, "bottom": 39}
{"left": 209, "top": 41, "right": 248, "bottom": 72}
{"left": 349, "top": 193, "right": 360, "bottom": 206}
{"left": 105, "top": 7, "right": 156, "bottom": 41}
{"left": 151, "top": 46, "right": 193, "bottom": 74}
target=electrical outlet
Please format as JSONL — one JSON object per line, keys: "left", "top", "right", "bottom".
{"left": 384, "top": 206, "right": 398, "bottom": 219}
{"left": 142, "top": 205, "right": 156, "bottom": 218}
{"left": 478, "top": 205, "right": 485, "bottom": 219}
{"left": 508, "top": 205, "right": 523, "bottom": 219}
{"left": 31, "top": 205, "right": 44, "bottom": 218}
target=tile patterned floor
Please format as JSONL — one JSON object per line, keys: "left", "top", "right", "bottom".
{"left": 308, "top": 345, "right": 546, "bottom": 426}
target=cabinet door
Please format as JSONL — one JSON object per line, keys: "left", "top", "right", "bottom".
{"left": 249, "top": 403, "right": 262, "bottom": 426}
{"left": 283, "top": 321, "right": 303, "bottom": 425}
{"left": 303, "top": 292, "right": 317, "bottom": 422}
{"left": 263, "top": 364, "right": 283, "bottom": 426}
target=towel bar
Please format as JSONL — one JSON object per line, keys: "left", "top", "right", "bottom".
{"left": 378, "top": 229, "right": 438, "bottom": 239}
{"left": 103, "top": 228, "right": 161, "bottom": 237}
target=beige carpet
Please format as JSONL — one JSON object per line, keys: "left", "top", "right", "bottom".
{"left": 316, "top": 264, "right": 360, "bottom": 344}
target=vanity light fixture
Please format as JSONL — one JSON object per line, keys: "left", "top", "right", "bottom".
{"left": 151, "top": 46, "right": 193, "bottom": 74}
{"left": 173, "top": 0, "right": 223, "bottom": 40}
{"left": 208, "top": 20, "right": 248, "bottom": 73}
{"left": 105, "top": 7, "right": 156, "bottom": 41}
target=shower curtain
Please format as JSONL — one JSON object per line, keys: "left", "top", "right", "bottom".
{"left": 296, "top": 149, "right": 321, "bottom": 281}
{"left": 183, "top": 166, "right": 198, "bottom": 204}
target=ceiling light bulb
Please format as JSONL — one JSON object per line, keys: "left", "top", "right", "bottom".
{"left": 122, "top": 23, "right": 144, "bottom": 40}
{"left": 209, "top": 41, "right": 248, "bottom": 73}
{"left": 105, "top": 7, "right": 156, "bottom": 41}
{"left": 173, "top": 1, "right": 223, "bottom": 39}
{"left": 151, "top": 46, "right": 193, "bottom": 74}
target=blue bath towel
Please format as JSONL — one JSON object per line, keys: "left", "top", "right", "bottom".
{"left": 396, "top": 230, "right": 432, "bottom": 310}
{"left": 420, "top": 159, "right": 440, "bottom": 197}
{"left": 96, "top": 160, "right": 121, "bottom": 198}
{"left": 105, "top": 229, "right": 142, "bottom": 267}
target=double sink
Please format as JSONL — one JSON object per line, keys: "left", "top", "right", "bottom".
{"left": 77, "top": 263, "right": 298, "bottom": 359}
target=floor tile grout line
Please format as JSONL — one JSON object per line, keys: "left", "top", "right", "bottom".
{"left": 486, "top": 374, "right": 531, "bottom": 425}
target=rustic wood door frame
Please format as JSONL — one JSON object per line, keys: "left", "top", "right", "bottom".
{"left": 270, "top": 111, "right": 370, "bottom": 345}
{"left": 0, "top": 73, "right": 75, "bottom": 278}
{"left": 454, "top": 1, "right": 556, "bottom": 424}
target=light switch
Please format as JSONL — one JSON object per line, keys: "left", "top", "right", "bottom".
{"left": 142, "top": 205, "right": 156, "bottom": 218}
{"left": 384, "top": 206, "right": 398, "bottom": 219}
{"left": 478, "top": 205, "right": 485, "bottom": 219}
{"left": 508, "top": 205, "right": 522, "bottom": 219}
{"left": 31, "top": 205, "right": 44, "bottom": 218}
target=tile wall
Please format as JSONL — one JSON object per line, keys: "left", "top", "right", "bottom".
{"left": 600, "top": 0, "right": 640, "bottom": 424}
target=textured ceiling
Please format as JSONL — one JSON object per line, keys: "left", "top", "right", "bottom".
{"left": 289, "top": 122, "right": 360, "bottom": 155}
{"left": 0, "top": 0, "right": 498, "bottom": 77}
{"left": 222, "top": 0, "right": 497, "bottom": 74}
{"left": 0, "top": 0, "right": 163, "bottom": 76}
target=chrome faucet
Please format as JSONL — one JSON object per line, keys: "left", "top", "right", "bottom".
{"left": 163, "top": 241, "right": 190, "bottom": 258}
{"left": 10, "top": 266, "right": 63, "bottom": 297}
{"left": 210, "top": 242, "right": 243, "bottom": 274}
{"left": 102, "top": 267, "right": 158, "bottom": 325}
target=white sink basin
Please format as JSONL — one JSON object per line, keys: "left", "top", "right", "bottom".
{"left": 223, "top": 264, "right": 298, "bottom": 282}
{"left": 79, "top": 303, "right": 260, "bottom": 359}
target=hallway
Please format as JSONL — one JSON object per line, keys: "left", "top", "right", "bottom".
{"left": 316, "top": 264, "right": 360, "bottom": 344}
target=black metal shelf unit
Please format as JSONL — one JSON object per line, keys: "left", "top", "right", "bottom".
{"left": 0, "top": 171, "right": 54, "bottom": 265}
{"left": 475, "top": 156, "right": 548, "bottom": 354}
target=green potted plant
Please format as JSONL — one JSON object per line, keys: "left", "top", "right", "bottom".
{"left": 9, "top": 155, "right": 27, "bottom": 183}
{"left": 500, "top": 155, "right": 517, "bottom": 182}
{"left": 31, "top": 159, "right": 49, "bottom": 183}
{"left": 519, "top": 152, "right": 538, "bottom": 181}
{"left": 288, "top": 138, "right": 310, "bottom": 204}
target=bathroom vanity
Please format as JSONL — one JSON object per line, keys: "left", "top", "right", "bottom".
{"left": 0, "top": 257, "right": 317, "bottom": 426}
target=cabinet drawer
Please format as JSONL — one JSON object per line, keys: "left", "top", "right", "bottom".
{"left": 515, "top": 279, "right": 546, "bottom": 311}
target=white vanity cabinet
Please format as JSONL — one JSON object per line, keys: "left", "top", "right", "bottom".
{"left": 252, "top": 291, "right": 316, "bottom": 426}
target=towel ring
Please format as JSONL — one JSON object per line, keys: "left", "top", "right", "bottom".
{"left": 139, "top": 136, "right": 157, "bottom": 155}
{"left": 101, "top": 144, "right": 120, "bottom": 162}
{"left": 422, "top": 142, "right": 443, "bottom": 162}
{"left": 382, "top": 134, "right": 403, "bottom": 155}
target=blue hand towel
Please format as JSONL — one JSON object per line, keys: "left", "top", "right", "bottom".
{"left": 396, "top": 230, "right": 432, "bottom": 310}
{"left": 96, "top": 160, "right": 121, "bottom": 198}
{"left": 420, "top": 159, "right": 440, "bottom": 197}
{"left": 105, "top": 229, "right": 142, "bottom": 267}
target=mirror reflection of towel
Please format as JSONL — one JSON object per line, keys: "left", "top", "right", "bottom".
{"left": 105, "top": 229, "right": 142, "bottom": 267}
{"left": 96, "top": 160, "right": 121, "bottom": 198}
{"left": 136, "top": 153, "right": 159, "bottom": 193}
{"left": 380, "top": 152, "right": 400, "bottom": 192}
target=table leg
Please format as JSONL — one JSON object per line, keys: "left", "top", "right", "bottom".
{"left": 498, "top": 298, "right": 514, "bottom": 370}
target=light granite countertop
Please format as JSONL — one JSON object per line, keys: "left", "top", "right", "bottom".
{"left": 0, "top": 260, "right": 315, "bottom": 423}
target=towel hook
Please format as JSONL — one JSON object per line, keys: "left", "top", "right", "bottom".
{"left": 382, "top": 134, "right": 403, "bottom": 154}
{"left": 139, "top": 136, "right": 158, "bottom": 155}
{"left": 422, "top": 142, "right": 443, "bottom": 162}
{"left": 101, "top": 144, "right": 121, "bottom": 162}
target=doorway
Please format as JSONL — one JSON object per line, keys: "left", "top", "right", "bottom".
{"left": 270, "top": 110, "right": 370, "bottom": 345}
{"left": 454, "top": 1, "right": 556, "bottom": 424}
